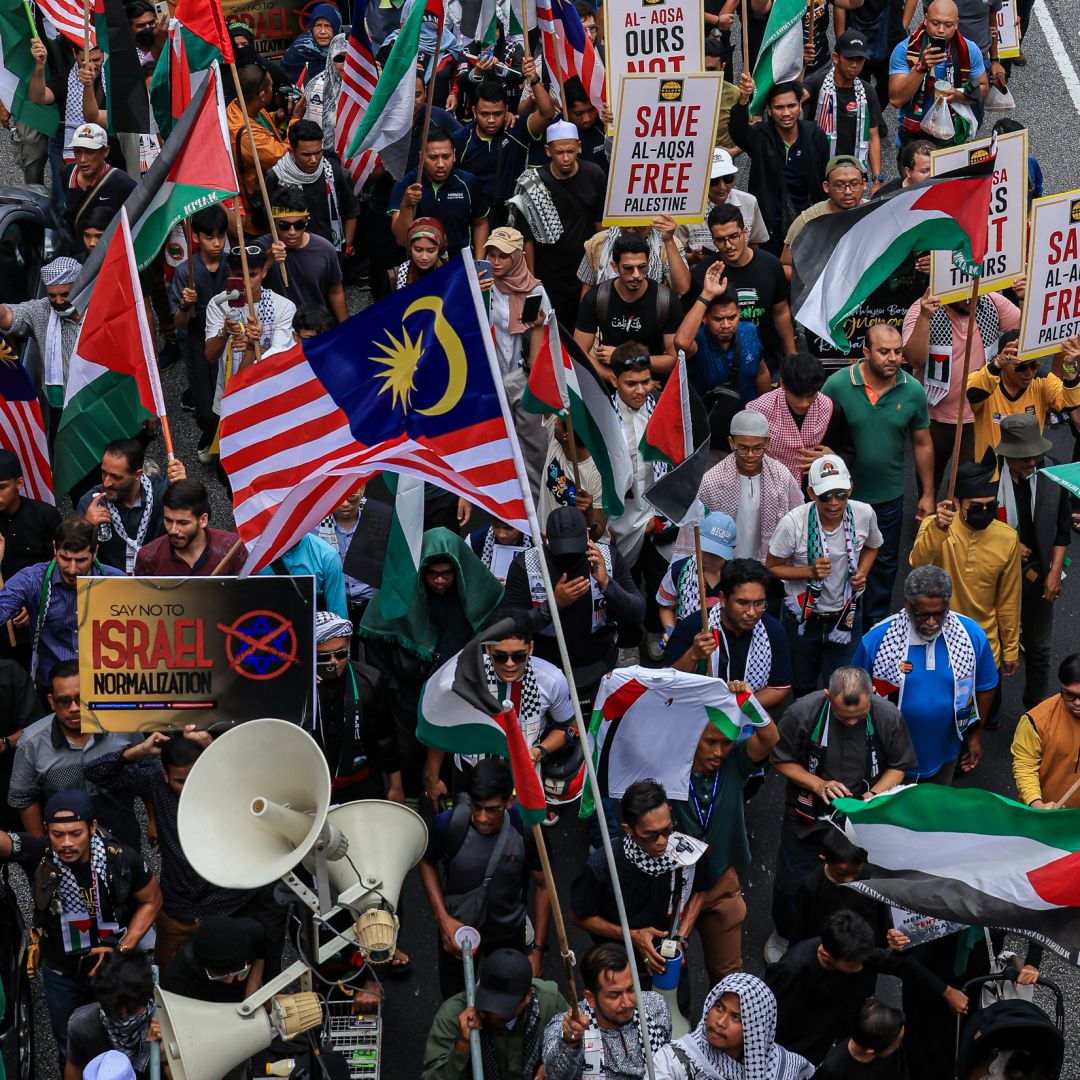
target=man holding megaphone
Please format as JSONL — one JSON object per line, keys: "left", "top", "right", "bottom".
{"left": 0, "top": 789, "right": 162, "bottom": 1073}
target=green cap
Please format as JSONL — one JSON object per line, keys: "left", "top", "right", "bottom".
{"left": 825, "top": 154, "right": 866, "bottom": 177}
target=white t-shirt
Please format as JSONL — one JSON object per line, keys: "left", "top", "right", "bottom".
{"left": 734, "top": 474, "right": 762, "bottom": 561}
{"left": 768, "top": 500, "right": 883, "bottom": 611}
{"left": 608, "top": 398, "right": 653, "bottom": 565}
{"left": 205, "top": 289, "right": 297, "bottom": 412}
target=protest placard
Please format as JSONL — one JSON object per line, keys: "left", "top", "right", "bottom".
{"left": 603, "top": 73, "right": 723, "bottom": 226}
{"left": 995, "top": 0, "right": 1020, "bottom": 59}
{"left": 220, "top": 0, "right": 307, "bottom": 58}
{"left": 929, "top": 130, "right": 1027, "bottom": 303}
{"left": 78, "top": 575, "right": 316, "bottom": 731}
{"left": 603, "top": 0, "right": 704, "bottom": 102}
{"left": 1018, "top": 189, "right": 1080, "bottom": 358}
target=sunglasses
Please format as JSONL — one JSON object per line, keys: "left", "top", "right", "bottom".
{"left": 1013, "top": 360, "right": 1039, "bottom": 373}
{"left": 636, "top": 823, "right": 674, "bottom": 843}
{"left": 614, "top": 358, "right": 651, "bottom": 373}
{"left": 52, "top": 694, "right": 81, "bottom": 707}
{"left": 818, "top": 490, "right": 849, "bottom": 502}
{"left": 229, "top": 244, "right": 262, "bottom": 257}
{"left": 317, "top": 648, "right": 350, "bottom": 664}
{"left": 490, "top": 649, "right": 529, "bottom": 663}
{"left": 276, "top": 218, "right": 309, "bottom": 232}
{"left": 206, "top": 963, "right": 252, "bottom": 983}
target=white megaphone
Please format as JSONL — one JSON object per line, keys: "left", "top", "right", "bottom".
{"left": 178, "top": 718, "right": 344, "bottom": 891}
{"left": 155, "top": 987, "right": 323, "bottom": 1080}
{"left": 301, "top": 800, "right": 428, "bottom": 963}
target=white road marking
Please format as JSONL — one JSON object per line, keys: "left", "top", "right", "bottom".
{"left": 1034, "top": 0, "right": 1080, "bottom": 115}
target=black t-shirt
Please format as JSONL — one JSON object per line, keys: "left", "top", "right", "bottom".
{"left": 519, "top": 163, "right": 607, "bottom": 308}
{"left": 689, "top": 250, "right": 790, "bottom": 359}
{"left": 815, "top": 1041, "right": 911, "bottom": 1080}
{"left": 0, "top": 497, "right": 61, "bottom": 579}
{"left": 161, "top": 917, "right": 266, "bottom": 1003}
{"left": 802, "top": 69, "right": 883, "bottom": 160}
{"left": 575, "top": 280, "right": 681, "bottom": 354}
{"left": 62, "top": 165, "right": 137, "bottom": 236}
{"left": 11, "top": 834, "right": 153, "bottom": 974}
{"left": 257, "top": 232, "right": 343, "bottom": 311}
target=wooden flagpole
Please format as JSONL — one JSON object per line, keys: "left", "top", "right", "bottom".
{"left": 741, "top": 0, "right": 750, "bottom": 73}
{"left": 945, "top": 273, "right": 983, "bottom": 503}
{"left": 694, "top": 527, "right": 709, "bottom": 635}
{"left": 418, "top": 14, "right": 445, "bottom": 159}
{"left": 228, "top": 62, "right": 288, "bottom": 287}
{"left": 211, "top": 536, "right": 245, "bottom": 575}
{"left": 82, "top": 0, "right": 90, "bottom": 65}
{"left": 531, "top": 822, "right": 583, "bottom": 1024}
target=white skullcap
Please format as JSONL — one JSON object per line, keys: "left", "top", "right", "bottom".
{"left": 545, "top": 120, "right": 580, "bottom": 143}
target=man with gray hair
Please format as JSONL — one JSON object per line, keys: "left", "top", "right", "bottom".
{"left": 765, "top": 665, "right": 916, "bottom": 962}
{"left": 674, "top": 410, "right": 804, "bottom": 564}
{"left": 853, "top": 565, "right": 998, "bottom": 786}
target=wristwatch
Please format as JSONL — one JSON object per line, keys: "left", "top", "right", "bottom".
{"left": 871, "top": 174, "right": 885, "bottom": 182}
{"left": 530, "top": 943, "right": 549, "bottom": 953}
{"left": 537, "top": 745, "right": 551, "bottom": 764}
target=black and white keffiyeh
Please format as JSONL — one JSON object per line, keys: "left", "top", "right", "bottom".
{"left": 705, "top": 608, "right": 773, "bottom": 691}
{"left": 52, "top": 831, "right": 109, "bottom": 915}
{"left": 509, "top": 169, "right": 564, "bottom": 245}
{"left": 924, "top": 298, "right": 1002, "bottom": 406}
{"left": 582, "top": 991, "right": 671, "bottom": 1070}
{"left": 870, "top": 609, "right": 978, "bottom": 736}
{"left": 675, "top": 974, "right": 813, "bottom": 1080}
{"left": 485, "top": 652, "right": 541, "bottom": 731}
{"left": 480, "top": 526, "right": 533, "bottom": 570}
{"left": 621, "top": 833, "right": 700, "bottom": 920}
{"left": 101, "top": 999, "right": 155, "bottom": 1073}
{"left": 107, "top": 473, "right": 154, "bottom": 570}
{"left": 481, "top": 988, "right": 543, "bottom": 1080}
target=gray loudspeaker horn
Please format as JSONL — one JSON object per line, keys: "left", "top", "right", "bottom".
{"left": 178, "top": 718, "right": 332, "bottom": 889}
{"left": 302, "top": 799, "right": 428, "bottom": 911}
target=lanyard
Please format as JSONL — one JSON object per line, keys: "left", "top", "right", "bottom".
{"left": 688, "top": 770, "right": 721, "bottom": 831}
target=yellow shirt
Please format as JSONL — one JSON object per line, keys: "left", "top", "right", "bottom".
{"left": 909, "top": 515, "right": 1021, "bottom": 666}
{"left": 966, "top": 365, "right": 1080, "bottom": 463}
{"left": 1010, "top": 694, "right": 1080, "bottom": 807}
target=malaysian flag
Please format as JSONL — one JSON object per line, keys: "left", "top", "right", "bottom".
{"left": 37, "top": 0, "right": 96, "bottom": 48}
{"left": 0, "top": 354, "right": 54, "bottom": 504}
{"left": 335, "top": 0, "right": 380, "bottom": 193}
{"left": 537, "top": 0, "right": 605, "bottom": 111}
{"left": 219, "top": 259, "right": 530, "bottom": 575}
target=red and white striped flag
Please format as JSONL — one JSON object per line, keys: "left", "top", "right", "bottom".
{"left": 537, "top": 0, "right": 605, "bottom": 111}
{"left": 0, "top": 354, "right": 54, "bottom": 504}
{"left": 335, "top": 0, "right": 380, "bottom": 193}
{"left": 37, "top": 0, "right": 96, "bottom": 48}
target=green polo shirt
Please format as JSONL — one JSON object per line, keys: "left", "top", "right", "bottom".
{"left": 822, "top": 363, "right": 930, "bottom": 504}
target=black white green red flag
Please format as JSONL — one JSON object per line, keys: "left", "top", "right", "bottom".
{"left": 837, "top": 785, "right": 1080, "bottom": 963}
{"left": 791, "top": 154, "right": 995, "bottom": 350}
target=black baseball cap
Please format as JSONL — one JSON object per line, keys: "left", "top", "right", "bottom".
{"left": 835, "top": 30, "right": 869, "bottom": 57}
{"left": 0, "top": 449, "right": 22, "bottom": 481}
{"left": 474, "top": 949, "right": 533, "bottom": 1018}
{"left": 546, "top": 506, "right": 588, "bottom": 557}
{"left": 44, "top": 790, "right": 96, "bottom": 824}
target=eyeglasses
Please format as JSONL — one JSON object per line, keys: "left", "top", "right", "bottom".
{"left": 491, "top": 649, "right": 530, "bottom": 663}
{"left": 636, "top": 823, "right": 674, "bottom": 843}
{"left": 317, "top": 648, "right": 350, "bottom": 663}
{"left": 730, "top": 597, "right": 768, "bottom": 610}
{"left": 829, "top": 179, "right": 865, "bottom": 191}
{"left": 732, "top": 444, "right": 767, "bottom": 456}
{"left": 713, "top": 232, "right": 743, "bottom": 247}
{"left": 276, "top": 218, "right": 309, "bottom": 232}
{"left": 424, "top": 566, "right": 456, "bottom": 580}
{"left": 1060, "top": 688, "right": 1080, "bottom": 703}
{"left": 818, "top": 490, "right": 849, "bottom": 502}
{"left": 1013, "top": 360, "right": 1040, "bottom": 373}
{"left": 52, "top": 695, "right": 81, "bottom": 707}
{"left": 910, "top": 608, "right": 947, "bottom": 623}
{"left": 206, "top": 963, "right": 252, "bottom": 983}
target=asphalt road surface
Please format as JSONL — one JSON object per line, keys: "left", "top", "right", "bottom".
{"left": 2, "top": 13, "right": 1080, "bottom": 1075}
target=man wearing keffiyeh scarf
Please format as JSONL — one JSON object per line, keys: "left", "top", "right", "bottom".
{"left": 544, "top": 943, "right": 672, "bottom": 1080}
{"left": 652, "top": 975, "right": 814, "bottom": 1079}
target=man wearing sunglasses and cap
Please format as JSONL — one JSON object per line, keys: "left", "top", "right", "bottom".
{"left": 676, "top": 147, "right": 770, "bottom": 261}
{"left": 423, "top": 946, "right": 568, "bottom": 1080}
{"left": 965, "top": 327, "right": 1080, "bottom": 463}
{"left": 0, "top": 790, "right": 161, "bottom": 1071}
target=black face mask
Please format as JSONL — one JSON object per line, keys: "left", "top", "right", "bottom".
{"left": 134, "top": 27, "right": 156, "bottom": 47}
{"left": 964, "top": 502, "right": 998, "bottom": 531}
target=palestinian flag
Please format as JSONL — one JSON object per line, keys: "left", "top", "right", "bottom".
{"left": 520, "top": 317, "right": 633, "bottom": 516}
{"left": 347, "top": 0, "right": 442, "bottom": 178}
{"left": 583, "top": 666, "right": 770, "bottom": 813}
{"left": 460, "top": 0, "right": 498, "bottom": 46}
{"left": 73, "top": 65, "right": 238, "bottom": 292}
{"left": 792, "top": 154, "right": 995, "bottom": 351}
{"left": 1041, "top": 461, "right": 1080, "bottom": 502}
{"left": 750, "top": 0, "right": 807, "bottom": 115}
{"left": 0, "top": 0, "right": 59, "bottom": 136}
{"left": 417, "top": 620, "right": 548, "bottom": 825}
{"left": 838, "top": 785, "right": 1080, "bottom": 963}
{"left": 150, "top": 0, "right": 234, "bottom": 138}
{"left": 640, "top": 356, "right": 710, "bottom": 527}
{"left": 377, "top": 473, "right": 425, "bottom": 620}
{"left": 94, "top": 0, "right": 149, "bottom": 135}
{"left": 54, "top": 208, "right": 166, "bottom": 495}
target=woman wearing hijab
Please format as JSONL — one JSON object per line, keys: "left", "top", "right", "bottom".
{"left": 391, "top": 217, "right": 448, "bottom": 289}
{"left": 282, "top": 3, "right": 342, "bottom": 81}
{"left": 653, "top": 974, "right": 814, "bottom": 1080}
{"left": 317, "top": 32, "right": 349, "bottom": 145}
{"left": 486, "top": 226, "right": 548, "bottom": 375}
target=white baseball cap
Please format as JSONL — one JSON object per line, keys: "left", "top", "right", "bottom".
{"left": 69, "top": 122, "right": 108, "bottom": 150}
{"left": 808, "top": 454, "right": 852, "bottom": 496}
{"left": 711, "top": 147, "right": 736, "bottom": 179}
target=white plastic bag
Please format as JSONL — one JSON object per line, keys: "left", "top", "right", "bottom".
{"left": 984, "top": 84, "right": 1016, "bottom": 112}
{"left": 920, "top": 95, "right": 955, "bottom": 140}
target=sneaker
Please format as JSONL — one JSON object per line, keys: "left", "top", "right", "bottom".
{"left": 764, "top": 930, "right": 788, "bottom": 965}
{"left": 180, "top": 388, "right": 195, "bottom": 412}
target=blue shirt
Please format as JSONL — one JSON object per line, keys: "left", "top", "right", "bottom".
{"left": 689, "top": 321, "right": 763, "bottom": 403}
{"left": 453, "top": 115, "right": 540, "bottom": 201}
{"left": 853, "top": 614, "right": 998, "bottom": 778}
{"left": 388, "top": 166, "right": 489, "bottom": 254}
{"left": 256, "top": 534, "right": 348, "bottom": 618}
{"left": 887, "top": 36, "right": 986, "bottom": 145}
{"left": 0, "top": 560, "right": 125, "bottom": 686}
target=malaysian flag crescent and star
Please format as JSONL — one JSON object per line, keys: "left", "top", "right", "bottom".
{"left": 219, "top": 258, "right": 531, "bottom": 574}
